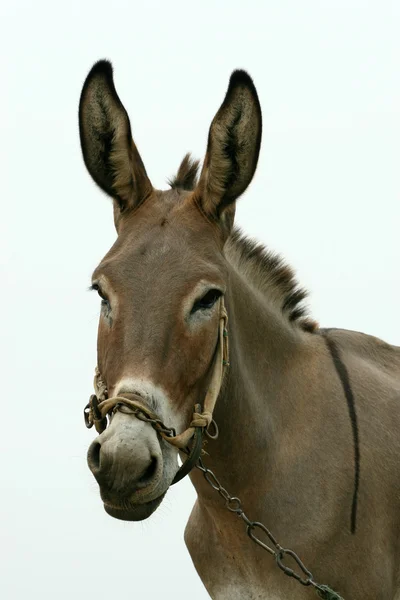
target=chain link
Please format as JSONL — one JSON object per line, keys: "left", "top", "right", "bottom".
{"left": 196, "top": 457, "right": 344, "bottom": 599}
{"left": 116, "top": 404, "right": 177, "bottom": 438}
{"left": 97, "top": 400, "right": 343, "bottom": 598}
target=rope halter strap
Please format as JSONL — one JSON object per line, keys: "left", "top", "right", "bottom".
{"left": 84, "top": 298, "right": 229, "bottom": 483}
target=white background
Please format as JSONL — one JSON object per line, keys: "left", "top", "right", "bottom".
{"left": 1, "top": 1, "right": 399, "bottom": 598}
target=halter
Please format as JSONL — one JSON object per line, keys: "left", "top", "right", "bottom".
{"left": 84, "top": 298, "right": 229, "bottom": 484}
{"left": 82, "top": 299, "right": 344, "bottom": 598}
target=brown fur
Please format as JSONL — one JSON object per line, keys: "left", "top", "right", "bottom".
{"left": 80, "top": 60, "right": 400, "bottom": 600}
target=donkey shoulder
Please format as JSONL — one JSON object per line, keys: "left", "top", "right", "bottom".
{"left": 320, "top": 327, "right": 400, "bottom": 404}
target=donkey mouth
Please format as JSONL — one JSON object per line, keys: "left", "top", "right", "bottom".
{"left": 103, "top": 493, "right": 166, "bottom": 521}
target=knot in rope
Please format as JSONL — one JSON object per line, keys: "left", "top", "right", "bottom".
{"left": 190, "top": 410, "right": 213, "bottom": 429}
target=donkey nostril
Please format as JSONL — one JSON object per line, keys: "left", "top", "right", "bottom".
{"left": 137, "top": 456, "right": 158, "bottom": 487}
{"left": 88, "top": 441, "right": 101, "bottom": 471}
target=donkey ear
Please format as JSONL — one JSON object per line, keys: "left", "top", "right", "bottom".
{"left": 193, "top": 70, "right": 262, "bottom": 234}
{"left": 79, "top": 60, "right": 152, "bottom": 213}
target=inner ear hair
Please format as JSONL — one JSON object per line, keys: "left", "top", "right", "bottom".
{"left": 195, "top": 70, "right": 262, "bottom": 229}
{"left": 79, "top": 60, "right": 152, "bottom": 212}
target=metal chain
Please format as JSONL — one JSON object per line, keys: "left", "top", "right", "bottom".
{"left": 87, "top": 307, "right": 343, "bottom": 598}
{"left": 130, "top": 407, "right": 177, "bottom": 438}
{"left": 195, "top": 457, "right": 344, "bottom": 600}
{"left": 101, "top": 404, "right": 343, "bottom": 598}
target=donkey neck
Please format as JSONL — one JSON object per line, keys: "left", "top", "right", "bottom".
{"left": 190, "top": 264, "right": 310, "bottom": 506}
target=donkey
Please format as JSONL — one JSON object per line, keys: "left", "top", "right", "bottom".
{"left": 79, "top": 60, "right": 400, "bottom": 599}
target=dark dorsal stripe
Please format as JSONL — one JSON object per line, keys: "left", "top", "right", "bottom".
{"left": 321, "top": 330, "right": 360, "bottom": 534}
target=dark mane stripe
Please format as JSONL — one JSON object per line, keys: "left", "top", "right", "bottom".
{"left": 322, "top": 330, "right": 360, "bottom": 534}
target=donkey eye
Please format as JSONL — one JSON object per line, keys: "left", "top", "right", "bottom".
{"left": 91, "top": 283, "right": 109, "bottom": 304}
{"left": 192, "top": 289, "right": 222, "bottom": 313}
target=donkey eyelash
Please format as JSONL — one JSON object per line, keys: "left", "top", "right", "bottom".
{"left": 89, "top": 283, "right": 109, "bottom": 302}
{"left": 191, "top": 289, "right": 223, "bottom": 313}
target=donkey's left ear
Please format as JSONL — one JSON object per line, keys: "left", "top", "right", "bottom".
{"left": 193, "top": 70, "right": 262, "bottom": 235}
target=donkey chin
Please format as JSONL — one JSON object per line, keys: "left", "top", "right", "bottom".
{"left": 102, "top": 493, "right": 167, "bottom": 522}
{"left": 87, "top": 411, "right": 178, "bottom": 521}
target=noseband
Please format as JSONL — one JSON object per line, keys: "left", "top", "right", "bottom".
{"left": 84, "top": 299, "right": 229, "bottom": 484}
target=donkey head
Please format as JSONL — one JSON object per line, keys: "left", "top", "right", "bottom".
{"left": 79, "top": 60, "right": 262, "bottom": 521}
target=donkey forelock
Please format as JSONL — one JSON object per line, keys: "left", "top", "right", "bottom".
{"left": 168, "top": 153, "right": 200, "bottom": 191}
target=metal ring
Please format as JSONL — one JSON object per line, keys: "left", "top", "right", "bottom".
{"left": 225, "top": 496, "right": 242, "bottom": 513}
{"left": 84, "top": 402, "right": 93, "bottom": 429}
{"left": 91, "top": 395, "right": 102, "bottom": 420}
{"left": 205, "top": 419, "right": 219, "bottom": 440}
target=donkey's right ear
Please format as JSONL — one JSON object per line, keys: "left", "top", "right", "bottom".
{"left": 79, "top": 60, "right": 152, "bottom": 213}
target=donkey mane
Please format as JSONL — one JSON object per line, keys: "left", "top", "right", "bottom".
{"left": 171, "top": 154, "right": 316, "bottom": 333}
{"left": 225, "top": 229, "right": 317, "bottom": 333}
{"left": 169, "top": 153, "right": 200, "bottom": 191}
